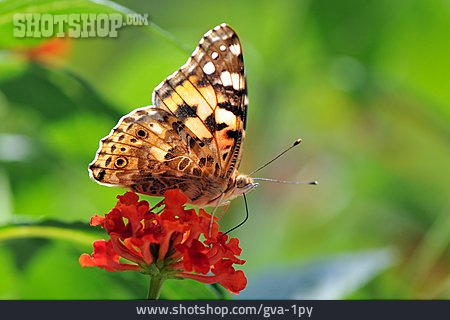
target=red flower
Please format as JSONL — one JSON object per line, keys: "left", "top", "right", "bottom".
{"left": 80, "top": 190, "right": 247, "bottom": 296}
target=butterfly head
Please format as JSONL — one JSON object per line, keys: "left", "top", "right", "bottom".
{"left": 231, "top": 173, "right": 259, "bottom": 197}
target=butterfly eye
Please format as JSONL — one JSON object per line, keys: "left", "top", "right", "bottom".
{"left": 136, "top": 129, "right": 148, "bottom": 138}
{"left": 236, "top": 175, "right": 248, "bottom": 188}
{"left": 115, "top": 157, "right": 128, "bottom": 168}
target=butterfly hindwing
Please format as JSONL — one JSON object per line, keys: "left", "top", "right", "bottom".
{"left": 152, "top": 23, "right": 247, "bottom": 179}
{"left": 89, "top": 106, "right": 224, "bottom": 201}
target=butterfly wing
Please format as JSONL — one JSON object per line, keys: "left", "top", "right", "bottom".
{"left": 152, "top": 23, "right": 248, "bottom": 179}
{"left": 89, "top": 106, "right": 223, "bottom": 202}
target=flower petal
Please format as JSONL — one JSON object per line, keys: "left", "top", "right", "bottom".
{"left": 79, "top": 240, "right": 142, "bottom": 272}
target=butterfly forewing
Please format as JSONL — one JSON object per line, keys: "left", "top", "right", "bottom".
{"left": 152, "top": 23, "right": 248, "bottom": 179}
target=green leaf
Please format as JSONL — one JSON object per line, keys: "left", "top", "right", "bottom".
{"left": 0, "top": 219, "right": 101, "bottom": 272}
{"left": 0, "top": 63, "right": 121, "bottom": 120}
{"left": 18, "top": 242, "right": 143, "bottom": 299}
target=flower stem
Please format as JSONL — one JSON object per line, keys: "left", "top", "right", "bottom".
{"left": 147, "top": 275, "right": 165, "bottom": 300}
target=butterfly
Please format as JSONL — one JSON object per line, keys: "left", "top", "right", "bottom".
{"left": 89, "top": 23, "right": 258, "bottom": 207}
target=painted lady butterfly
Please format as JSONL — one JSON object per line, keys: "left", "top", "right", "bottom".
{"left": 89, "top": 23, "right": 258, "bottom": 207}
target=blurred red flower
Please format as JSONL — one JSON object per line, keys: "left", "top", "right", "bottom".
{"left": 18, "top": 37, "right": 72, "bottom": 66}
{"left": 79, "top": 190, "right": 247, "bottom": 295}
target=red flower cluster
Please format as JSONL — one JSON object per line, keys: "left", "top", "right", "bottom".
{"left": 79, "top": 190, "right": 247, "bottom": 294}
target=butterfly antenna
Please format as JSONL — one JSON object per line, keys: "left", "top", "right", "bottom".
{"left": 222, "top": 193, "right": 249, "bottom": 236}
{"left": 248, "top": 138, "right": 303, "bottom": 176}
{"left": 252, "top": 177, "right": 318, "bottom": 185}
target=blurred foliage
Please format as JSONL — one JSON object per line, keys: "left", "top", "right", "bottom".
{"left": 0, "top": 0, "right": 449, "bottom": 299}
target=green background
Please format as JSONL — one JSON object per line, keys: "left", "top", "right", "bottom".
{"left": 0, "top": 0, "right": 448, "bottom": 299}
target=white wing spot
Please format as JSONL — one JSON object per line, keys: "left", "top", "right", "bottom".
{"left": 149, "top": 122, "right": 163, "bottom": 135}
{"left": 211, "top": 52, "right": 219, "bottom": 59}
{"left": 166, "top": 72, "right": 175, "bottom": 80}
{"left": 148, "top": 110, "right": 159, "bottom": 116}
{"left": 216, "top": 107, "right": 236, "bottom": 124}
{"left": 203, "top": 62, "right": 215, "bottom": 75}
{"left": 192, "top": 47, "right": 200, "bottom": 57}
{"left": 219, "top": 44, "right": 226, "bottom": 51}
{"left": 220, "top": 71, "right": 232, "bottom": 87}
{"left": 230, "top": 44, "right": 241, "bottom": 56}
{"left": 231, "top": 73, "right": 241, "bottom": 90}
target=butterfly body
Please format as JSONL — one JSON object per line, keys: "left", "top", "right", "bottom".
{"left": 89, "top": 23, "right": 256, "bottom": 207}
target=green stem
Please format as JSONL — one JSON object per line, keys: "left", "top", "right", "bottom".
{"left": 147, "top": 275, "right": 165, "bottom": 300}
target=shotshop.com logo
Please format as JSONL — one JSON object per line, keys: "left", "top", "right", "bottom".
{"left": 13, "top": 13, "right": 148, "bottom": 38}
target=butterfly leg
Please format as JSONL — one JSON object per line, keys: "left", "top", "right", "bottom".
{"left": 208, "top": 193, "right": 225, "bottom": 239}
{"left": 217, "top": 201, "right": 231, "bottom": 220}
